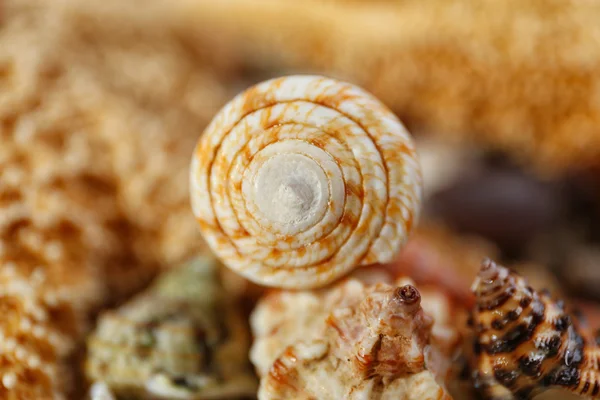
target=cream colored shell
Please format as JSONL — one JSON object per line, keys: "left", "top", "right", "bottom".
{"left": 249, "top": 273, "right": 453, "bottom": 400}
{"left": 190, "top": 75, "right": 422, "bottom": 289}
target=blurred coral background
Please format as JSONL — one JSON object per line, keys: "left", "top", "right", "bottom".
{"left": 1, "top": 0, "right": 599, "bottom": 398}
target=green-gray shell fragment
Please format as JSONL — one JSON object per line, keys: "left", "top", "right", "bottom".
{"left": 86, "top": 256, "right": 257, "bottom": 399}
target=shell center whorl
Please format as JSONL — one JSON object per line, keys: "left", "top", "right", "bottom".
{"left": 242, "top": 139, "right": 345, "bottom": 237}
{"left": 252, "top": 153, "right": 326, "bottom": 229}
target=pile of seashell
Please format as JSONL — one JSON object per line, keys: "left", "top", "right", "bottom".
{"left": 84, "top": 75, "right": 600, "bottom": 400}
{"left": 3, "top": 1, "right": 600, "bottom": 397}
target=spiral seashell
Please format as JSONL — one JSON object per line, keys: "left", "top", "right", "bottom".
{"left": 190, "top": 75, "right": 422, "bottom": 288}
{"left": 468, "top": 258, "right": 600, "bottom": 399}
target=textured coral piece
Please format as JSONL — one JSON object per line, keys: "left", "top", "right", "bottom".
{"left": 191, "top": 75, "right": 422, "bottom": 289}
{"left": 250, "top": 271, "right": 455, "bottom": 399}
{"left": 0, "top": 0, "right": 232, "bottom": 396}
{"left": 0, "top": 265, "right": 83, "bottom": 400}
{"left": 31, "top": 0, "right": 230, "bottom": 269}
{"left": 59, "top": 0, "right": 231, "bottom": 267}
{"left": 0, "top": 126, "right": 110, "bottom": 398}
{"left": 86, "top": 256, "right": 257, "bottom": 399}
{"left": 177, "top": 0, "right": 600, "bottom": 176}
{"left": 468, "top": 259, "right": 600, "bottom": 399}
{"left": 1, "top": 0, "right": 232, "bottom": 294}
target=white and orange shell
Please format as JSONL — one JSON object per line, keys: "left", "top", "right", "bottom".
{"left": 190, "top": 75, "right": 422, "bottom": 289}
{"left": 250, "top": 271, "right": 454, "bottom": 400}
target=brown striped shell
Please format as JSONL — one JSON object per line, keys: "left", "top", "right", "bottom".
{"left": 468, "top": 259, "right": 600, "bottom": 399}
{"left": 190, "top": 75, "right": 422, "bottom": 289}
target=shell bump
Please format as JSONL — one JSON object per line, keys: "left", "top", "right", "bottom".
{"left": 190, "top": 75, "right": 422, "bottom": 289}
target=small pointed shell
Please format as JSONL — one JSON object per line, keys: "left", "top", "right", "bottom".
{"left": 190, "top": 75, "right": 422, "bottom": 289}
{"left": 469, "top": 259, "right": 600, "bottom": 399}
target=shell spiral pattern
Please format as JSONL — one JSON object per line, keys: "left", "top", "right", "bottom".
{"left": 190, "top": 75, "right": 422, "bottom": 289}
{"left": 469, "top": 259, "right": 600, "bottom": 399}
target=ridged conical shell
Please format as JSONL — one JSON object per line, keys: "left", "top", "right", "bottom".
{"left": 469, "top": 259, "right": 600, "bottom": 399}
{"left": 190, "top": 75, "right": 422, "bottom": 288}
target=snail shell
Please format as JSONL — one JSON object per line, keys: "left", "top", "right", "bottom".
{"left": 190, "top": 75, "right": 422, "bottom": 289}
{"left": 468, "top": 259, "right": 600, "bottom": 399}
